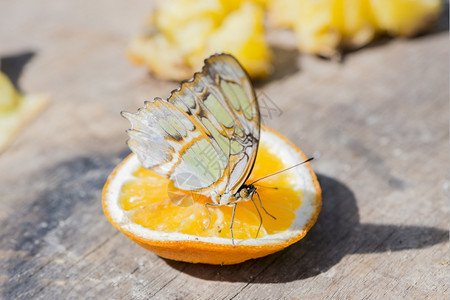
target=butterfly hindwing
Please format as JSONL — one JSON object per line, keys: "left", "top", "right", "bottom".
{"left": 123, "top": 54, "right": 260, "bottom": 203}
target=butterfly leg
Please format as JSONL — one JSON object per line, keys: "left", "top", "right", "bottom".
{"left": 203, "top": 202, "right": 214, "bottom": 231}
{"left": 256, "top": 191, "right": 276, "bottom": 220}
{"left": 203, "top": 202, "right": 226, "bottom": 232}
{"left": 250, "top": 196, "right": 263, "bottom": 239}
{"left": 230, "top": 203, "right": 237, "bottom": 247}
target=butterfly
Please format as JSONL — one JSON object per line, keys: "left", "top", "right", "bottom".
{"left": 122, "top": 53, "right": 311, "bottom": 245}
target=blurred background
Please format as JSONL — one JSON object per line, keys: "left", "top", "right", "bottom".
{"left": 0, "top": 0, "right": 448, "bottom": 298}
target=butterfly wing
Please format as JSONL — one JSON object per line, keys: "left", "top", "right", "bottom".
{"left": 123, "top": 53, "right": 260, "bottom": 204}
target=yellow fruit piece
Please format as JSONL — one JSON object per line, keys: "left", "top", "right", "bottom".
{"left": 296, "top": 0, "right": 377, "bottom": 57}
{"left": 189, "top": 2, "right": 272, "bottom": 78}
{"left": 0, "top": 70, "right": 48, "bottom": 152}
{"left": 0, "top": 71, "right": 22, "bottom": 112}
{"left": 370, "top": 0, "right": 442, "bottom": 36}
{"left": 128, "top": 0, "right": 272, "bottom": 80}
{"left": 268, "top": 0, "right": 441, "bottom": 57}
{"left": 267, "top": 0, "right": 300, "bottom": 28}
{"left": 103, "top": 126, "right": 322, "bottom": 265}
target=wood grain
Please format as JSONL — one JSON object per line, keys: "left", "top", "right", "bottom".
{"left": 0, "top": 1, "right": 448, "bottom": 299}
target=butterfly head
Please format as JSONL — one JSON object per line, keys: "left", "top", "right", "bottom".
{"left": 237, "top": 184, "right": 256, "bottom": 201}
{"left": 214, "top": 184, "right": 256, "bottom": 205}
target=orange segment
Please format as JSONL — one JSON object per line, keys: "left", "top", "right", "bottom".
{"left": 118, "top": 178, "right": 167, "bottom": 210}
{"left": 103, "top": 126, "right": 321, "bottom": 264}
{"left": 117, "top": 140, "right": 301, "bottom": 239}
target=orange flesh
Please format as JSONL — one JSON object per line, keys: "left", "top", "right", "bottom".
{"left": 118, "top": 142, "right": 302, "bottom": 240}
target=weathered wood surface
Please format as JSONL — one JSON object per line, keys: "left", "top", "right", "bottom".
{"left": 0, "top": 1, "right": 448, "bottom": 299}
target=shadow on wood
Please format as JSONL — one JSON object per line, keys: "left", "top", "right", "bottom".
{"left": 0, "top": 51, "right": 36, "bottom": 92}
{"left": 434, "top": 1, "right": 449, "bottom": 33}
{"left": 254, "top": 46, "right": 300, "bottom": 87}
{"left": 1, "top": 154, "right": 447, "bottom": 294}
{"left": 0, "top": 151, "right": 131, "bottom": 299}
{"left": 164, "top": 174, "right": 448, "bottom": 283}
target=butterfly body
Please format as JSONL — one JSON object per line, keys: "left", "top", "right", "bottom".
{"left": 211, "top": 183, "right": 257, "bottom": 206}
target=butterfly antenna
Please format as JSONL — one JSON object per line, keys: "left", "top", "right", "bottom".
{"left": 250, "top": 196, "right": 263, "bottom": 239}
{"left": 253, "top": 184, "right": 278, "bottom": 190}
{"left": 250, "top": 157, "right": 314, "bottom": 185}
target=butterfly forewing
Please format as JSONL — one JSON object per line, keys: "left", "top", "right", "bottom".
{"left": 123, "top": 54, "right": 260, "bottom": 204}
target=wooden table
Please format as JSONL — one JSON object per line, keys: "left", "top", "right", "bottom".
{"left": 1, "top": 1, "right": 448, "bottom": 299}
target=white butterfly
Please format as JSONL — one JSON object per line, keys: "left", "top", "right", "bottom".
{"left": 123, "top": 53, "right": 260, "bottom": 205}
{"left": 122, "top": 53, "right": 311, "bottom": 245}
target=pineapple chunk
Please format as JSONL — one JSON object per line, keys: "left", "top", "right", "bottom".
{"left": 294, "top": 0, "right": 377, "bottom": 57}
{"left": 267, "top": 0, "right": 300, "bottom": 28}
{"left": 0, "top": 72, "right": 23, "bottom": 116}
{"left": 268, "top": 0, "right": 442, "bottom": 57}
{"left": 370, "top": 0, "right": 442, "bottom": 36}
{"left": 128, "top": 0, "right": 271, "bottom": 80}
{"left": 191, "top": 2, "right": 272, "bottom": 78}
{"left": 0, "top": 71, "right": 22, "bottom": 113}
{"left": 0, "top": 70, "right": 48, "bottom": 152}
{"left": 129, "top": 0, "right": 442, "bottom": 75}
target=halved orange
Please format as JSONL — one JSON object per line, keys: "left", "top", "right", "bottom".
{"left": 102, "top": 126, "right": 321, "bottom": 265}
